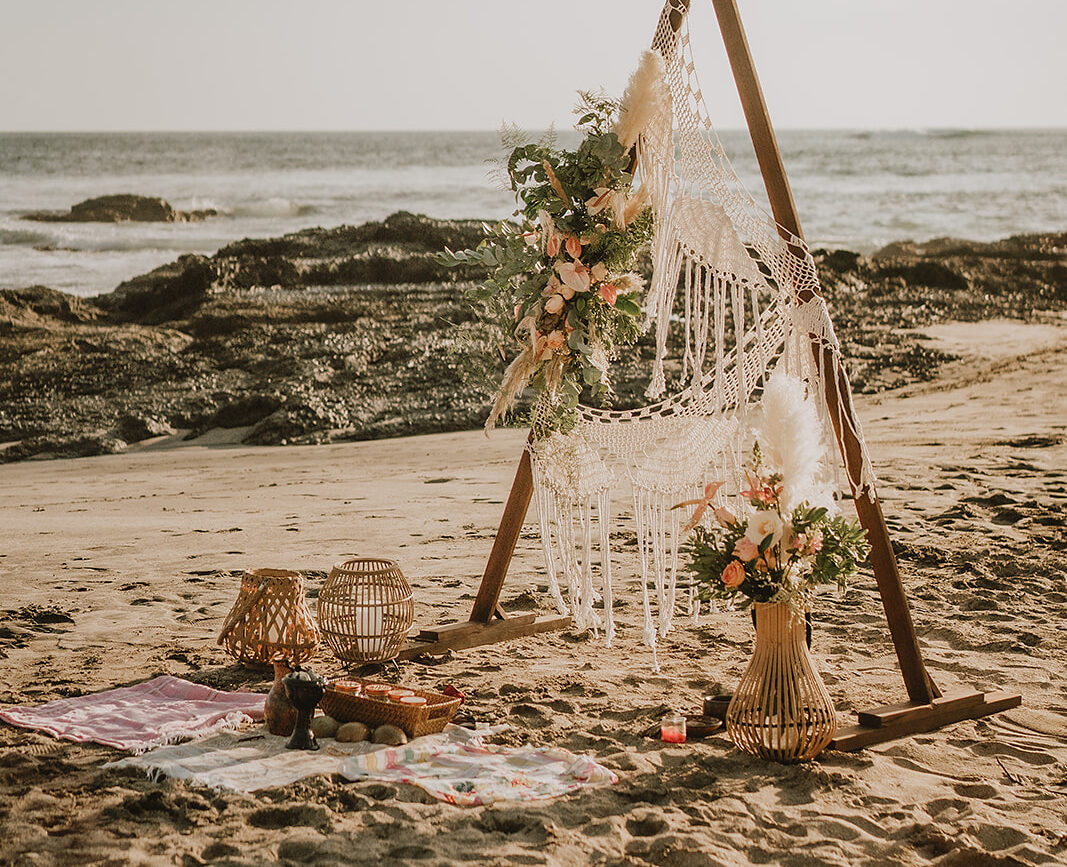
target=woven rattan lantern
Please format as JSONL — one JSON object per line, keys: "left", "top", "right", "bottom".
{"left": 318, "top": 558, "right": 414, "bottom": 664}
{"left": 217, "top": 569, "right": 319, "bottom": 666}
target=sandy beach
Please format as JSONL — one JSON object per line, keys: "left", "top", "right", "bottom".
{"left": 0, "top": 317, "right": 1063, "bottom": 866}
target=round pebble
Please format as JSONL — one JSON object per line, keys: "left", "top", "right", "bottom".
{"left": 372, "top": 724, "right": 408, "bottom": 746}
{"left": 310, "top": 715, "right": 339, "bottom": 739}
{"left": 335, "top": 721, "right": 370, "bottom": 743}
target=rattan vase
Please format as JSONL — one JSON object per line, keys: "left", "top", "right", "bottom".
{"left": 726, "top": 601, "right": 837, "bottom": 762}
{"left": 217, "top": 569, "right": 319, "bottom": 666}
{"left": 318, "top": 558, "right": 414, "bottom": 664}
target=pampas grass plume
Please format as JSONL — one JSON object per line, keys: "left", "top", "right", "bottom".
{"left": 615, "top": 50, "right": 668, "bottom": 150}
{"left": 755, "top": 372, "right": 833, "bottom": 511}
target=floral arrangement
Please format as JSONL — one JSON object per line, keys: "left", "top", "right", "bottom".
{"left": 677, "top": 374, "right": 870, "bottom": 610}
{"left": 438, "top": 52, "right": 668, "bottom": 435}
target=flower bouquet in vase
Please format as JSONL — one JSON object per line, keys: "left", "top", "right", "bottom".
{"left": 678, "top": 373, "right": 870, "bottom": 762}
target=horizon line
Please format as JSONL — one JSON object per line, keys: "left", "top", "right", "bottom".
{"left": 2, "top": 125, "right": 1066, "bottom": 136}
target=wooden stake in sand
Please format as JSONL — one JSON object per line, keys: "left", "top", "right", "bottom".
{"left": 400, "top": 0, "right": 1020, "bottom": 750}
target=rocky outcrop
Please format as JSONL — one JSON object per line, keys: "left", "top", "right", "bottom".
{"left": 812, "top": 231, "right": 1067, "bottom": 391}
{"left": 1, "top": 215, "right": 1063, "bottom": 463}
{"left": 24, "top": 194, "right": 216, "bottom": 223}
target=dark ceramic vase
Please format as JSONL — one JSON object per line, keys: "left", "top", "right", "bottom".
{"left": 283, "top": 669, "right": 326, "bottom": 750}
{"left": 265, "top": 659, "right": 298, "bottom": 736}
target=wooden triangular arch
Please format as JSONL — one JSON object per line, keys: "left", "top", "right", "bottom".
{"left": 399, "top": 0, "right": 1020, "bottom": 750}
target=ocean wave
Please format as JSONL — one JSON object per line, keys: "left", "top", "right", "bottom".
{"left": 0, "top": 227, "right": 54, "bottom": 246}
{"left": 920, "top": 128, "right": 991, "bottom": 139}
{"left": 231, "top": 198, "right": 317, "bottom": 218}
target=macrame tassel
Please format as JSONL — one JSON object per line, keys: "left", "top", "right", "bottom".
{"left": 598, "top": 490, "right": 616, "bottom": 645}
{"left": 577, "top": 499, "right": 598, "bottom": 635}
{"left": 531, "top": 460, "right": 569, "bottom": 617}
{"left": 635, "top": 489, "right": 657, "bottom": 652}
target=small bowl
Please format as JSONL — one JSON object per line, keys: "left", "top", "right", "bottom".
{"left": 331, "top": 680, "right": 363, "bottom": 695}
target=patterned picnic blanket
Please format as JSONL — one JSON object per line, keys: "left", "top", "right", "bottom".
{"left": 109, "top": 724, "right": 617, "bottom": 805}
{"left": 0, "top": 675, "right": 265, "bottom": 751}
{"left": 340, "top": 727, "right": 617, "bottom": 806}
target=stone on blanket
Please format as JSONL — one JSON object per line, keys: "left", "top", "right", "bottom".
{"left": 310, "top": 715, "right": 339, "bottom": 739}
{"left": 336, "top": 722, "right": 369, "bottom": 743}
{"left": 372, "top": 724, "right": 407, "bottom": 746}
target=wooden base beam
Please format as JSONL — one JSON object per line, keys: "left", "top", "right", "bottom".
{"left": 396, "top": 613, "right": 572, "bottom": 660}
{"left": 829, "top": 690, "right": 1021, "bottom": 751}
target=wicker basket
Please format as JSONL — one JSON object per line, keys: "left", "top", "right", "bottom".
{"left": 218, "top": 569, "right": 319, "bottom": 666}
{"left": 318, "top": 558, "right": 414, "bottom": 663}
{"left": 320, "top": 680, "right": 461, "bottom": 738}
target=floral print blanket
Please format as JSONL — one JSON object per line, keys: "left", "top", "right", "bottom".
{"left": 108, "top": 724, "right": 617, "bottom": 805}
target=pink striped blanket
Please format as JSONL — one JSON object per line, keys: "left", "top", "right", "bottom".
{"left": 0, "top": 675, "right": 265, "bottom": 751}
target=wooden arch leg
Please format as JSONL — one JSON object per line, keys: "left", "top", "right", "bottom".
{"left": 397, "top": 447, "right": 571, "bottom": 660}
{"left": 709, "top": 0, "right": 1019, "bottom": 747}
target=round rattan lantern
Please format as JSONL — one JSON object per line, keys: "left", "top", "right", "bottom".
{"left": 217, "top": 569, "right": 320, "bottom": 666}
{"left": 318, "top": 558, "right": 414, "bottom": 664}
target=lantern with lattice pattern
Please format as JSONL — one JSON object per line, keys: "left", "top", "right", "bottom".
{"left": 217, "top": 569, "right": 319, "bottom": 666}
{"left": 318, "top": 558, "right": 414, "bottom": 664}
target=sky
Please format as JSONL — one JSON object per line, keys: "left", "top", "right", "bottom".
{"left": 1, "top": 0, "right": 1065, "bottom": 132}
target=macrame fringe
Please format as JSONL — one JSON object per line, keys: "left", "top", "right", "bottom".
{"left": 525, "top": 2, "right": 879, "bottom": 664}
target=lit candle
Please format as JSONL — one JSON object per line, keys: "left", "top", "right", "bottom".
{"left": 356, "top": 604, "right": 385, "bottom": 656}
{"left": 661, "top": 713, "right": 687, "bottom": 744}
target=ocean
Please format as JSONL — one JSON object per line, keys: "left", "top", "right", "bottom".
{"left": 1, "top": 129, "right": 1064, "bottom": 298}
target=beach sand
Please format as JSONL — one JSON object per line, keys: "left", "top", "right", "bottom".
{"left": 1, "top": 319, "right": 1064, "bottom": 866}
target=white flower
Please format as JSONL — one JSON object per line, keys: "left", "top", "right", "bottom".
{"left": 745, "top": 511, "right": 785, "bottom": 548}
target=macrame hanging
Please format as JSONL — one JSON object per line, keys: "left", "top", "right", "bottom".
{"left": 528, "top": 0, "right": 877, "bottom": 667}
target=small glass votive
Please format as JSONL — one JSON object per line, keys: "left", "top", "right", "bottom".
{"left": 661, "top": 713, "right": 687, "bottom": 744}
{"left": 399, "top": 695, "right": 427, "bottom": 707}
{"left": 387, "top": 688, "right": 415, "bottom": 703}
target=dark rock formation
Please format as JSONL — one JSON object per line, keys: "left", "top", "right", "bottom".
{"left": 812, "top": 231, "right": 1067, "bottom": 392}
{"left": 1, "top": 214, "right": 1063, "bottom": 463}
{"left": 23, "top": 194, "right": 216, "bottom": 223}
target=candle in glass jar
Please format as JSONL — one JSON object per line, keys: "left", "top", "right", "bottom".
{"left": 364, "top": 683, "right": 391, "bottom": 699}
{"left": 661, "top": 713, "right": 687, "bottom": 744}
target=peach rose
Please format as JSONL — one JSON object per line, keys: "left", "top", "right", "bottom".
{"left": 714, "top": 506, "right": 736, "bottom": 527}
{"left": 721, "top": 560, "right": 745, "bottom": 588}
{"left": 544, "top": 330, "right": 567, "bottom": 350}
{"left": 544, "top": 294, "right": 565, "bottom": 315}
{"left": 733, "top": 537, "right": 759, "bottom": 562}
